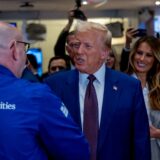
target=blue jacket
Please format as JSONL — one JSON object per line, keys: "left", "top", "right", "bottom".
{"left": 45, "top": 68, "right": 151, "bottom": 160}
{"left": 0, "top": 65, "right": 90, "bottom": 160}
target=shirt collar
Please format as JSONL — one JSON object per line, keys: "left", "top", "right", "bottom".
{"left": 131, "top": 73, "right": 148, "bottom": 89}
{"left": 0, "top": 65, "right": 16, "bottom": 78}
{"left": 79, "top": 64, "right": 106, "bottom": 85}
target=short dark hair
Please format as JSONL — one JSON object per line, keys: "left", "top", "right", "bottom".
{"left": 48, "top": 55, "right": 71, "bottom": 71}
{"left": 27, "top": 54, "right": 38, "bottom": 69}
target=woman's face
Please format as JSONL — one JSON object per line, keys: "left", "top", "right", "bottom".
{"left": 133, "top": 42, "right": 155, "bottom": 74}
{"left": 106, "top": 51, "right": 115, "bottom": 69}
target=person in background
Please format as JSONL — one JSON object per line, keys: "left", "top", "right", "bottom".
{"left": 45, "top": 20, "right": 151, "bottom": 160}
{"left": 105, "top": 46, "right": 119, "bottom": 70}
{"left": 48, "top": 55, "right": 71, "bottom": 74}
{"left": 54, "top": 10, "right": 74, "bottom": 57}
{"left": 65, "top": 31, "right": 80, "bottom": 68}
{"left": 0, "top": 22, "right": 90, "bottom": 160}
{"left": 22, "top": 66, "right": 40, "bottom": 82}
{"left": 119, "top": 28, "right": 138, "bottom": 71}
{"left": 22, "top": 57, "right": 40, "bottom": 82}
{"left": 27, "top": 54, "right": 41, "bottom": 80}
{"left": 22, "top": 50, "right": 40, "bottom": 82}
{"left": 126, "top": 36, "right": 160, "bottom": 160}
{"left": 41, "top": 55, "right": 71, "bottom": 80}
{"left": 54, "top": 9, "right": 87, "bottom": 67}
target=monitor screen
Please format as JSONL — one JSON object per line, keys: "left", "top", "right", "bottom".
{"left": 8, "top": 22, "right": 17, "bottom": 27}
{"left": 154, "top": 17, "right": 160, "bottom": 33}
{"left": 27, "top": 48, "right": 43, "bottom": 76}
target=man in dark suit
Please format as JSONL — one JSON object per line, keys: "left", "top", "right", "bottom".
{"left": 45, "top": 20, "right": 151, "bottom": 160}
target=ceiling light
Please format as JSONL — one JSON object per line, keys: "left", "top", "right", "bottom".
{"left": 82, "top": 0, "right": 108, "bottom": 7}
{"left": 20, "top": 2, "right": 34, "bottom": 8}
{"left": 82, "top": 1, "right": 88, "bottom": 5}
{"left": 155, "top": 1, "right": 160, "bottom": 6}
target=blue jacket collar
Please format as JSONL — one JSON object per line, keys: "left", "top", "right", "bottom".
{"left": 0, "top": 65, "right": 16, "bottom": 78}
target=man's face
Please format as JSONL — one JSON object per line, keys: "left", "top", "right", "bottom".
{"left": 49, "top": 59, "right": 67, "bottom": 74}
{"left": 66, "top": 34, "right": 78, "bottom": 59}
{"left": 72, "top": 30, "right": 108, "bottom": 74}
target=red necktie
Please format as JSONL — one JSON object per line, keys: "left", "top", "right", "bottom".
{"left": 83, "top": 74, "right": 99, "bottom": 160}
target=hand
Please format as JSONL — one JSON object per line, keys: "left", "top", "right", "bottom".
{"left": 125, "top": 28, "right": 137, "bottom": 49}
{"left": 63, "top": 10, "right": 74, "bottom": 32}
{"left": 68, "top": 10, "right": 74, "bottom": 23}
{"left": 150, "top": 125, "right": 160, "bottom": 139}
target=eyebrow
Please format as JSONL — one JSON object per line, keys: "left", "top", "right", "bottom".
{"left": 137, "top": 50, "right": 153, "bottom": 55}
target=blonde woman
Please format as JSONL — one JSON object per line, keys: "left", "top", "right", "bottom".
{"left": 105, "top": 46, "right": 119, "bottom": 70}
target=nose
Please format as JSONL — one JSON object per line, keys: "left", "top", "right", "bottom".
{"left": 139, "top": 54, "right": 145, "bottom": 61}
{"left": 77, "top": 44, "right": 84, "bottom": 55}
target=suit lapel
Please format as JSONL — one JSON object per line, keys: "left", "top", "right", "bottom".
{"left": 64, "top": 70, "right": 82, "bottom": 129}
{"left": 97, "top": 68, "right": 121, "bottom": 152}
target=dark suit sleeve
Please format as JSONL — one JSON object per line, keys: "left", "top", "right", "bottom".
{"left": 38, "top": 86, "right": 90, "bottom": 160}
{"left": 54, "top": 30, "right": 69, "bottom": 56}
{"left": 133, "top": 81, "right": 151, "bottom": 160}
{"left": 21, "top": 67, "right": 40, "bottom": 82}
{"left": 119, "top": 49, "right": 130, "bottom": 72}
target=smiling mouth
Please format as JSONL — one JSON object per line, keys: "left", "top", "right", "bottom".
{"left": 136, "top": 62, "right": 146, "bottom": 68}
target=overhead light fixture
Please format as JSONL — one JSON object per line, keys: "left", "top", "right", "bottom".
{"left": 155, "top": 1, "right": 160, "bottom": 6}
{"left": 82, "top": 0, "right": 108, "bottom": 7}
{"left": 20, "top": 2, "right": 34, "bottom": 8}
{"left": 94, "top": 0, "right": 108, "bottom": 8}
{"left": 82, "top": 0, "right": 88, "bottom": 5}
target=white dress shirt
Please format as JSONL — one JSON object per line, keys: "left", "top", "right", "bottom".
{"left": 79, "top": 64, "right": 106, "bottom": 129}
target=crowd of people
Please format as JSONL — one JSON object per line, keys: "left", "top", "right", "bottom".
{"left": 0, "top": 8, "right": 160, "bottom": 160}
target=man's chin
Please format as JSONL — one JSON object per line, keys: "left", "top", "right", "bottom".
{"left": 75, "top": 65, "right": 86, "bottom": 73}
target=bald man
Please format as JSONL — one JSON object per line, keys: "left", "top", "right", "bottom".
{"left": 0, "top": 22, "right": 90, "bottom": 160}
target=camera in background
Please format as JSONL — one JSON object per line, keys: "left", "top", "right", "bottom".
{"left": 72, "top": 0, "right": 87, "bottom": 21}
{"left": 72, "top": 9, "right": 87, "bottom": 21}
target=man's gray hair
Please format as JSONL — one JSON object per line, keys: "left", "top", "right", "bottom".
{"left": 0, "top": 22, "right": 21, "bottom": 48}
{"left": 75, "top": 20, "right": 112, "bottom": 48}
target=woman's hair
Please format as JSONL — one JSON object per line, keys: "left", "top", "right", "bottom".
{"left": 126, "top": 36, "right": 160, "bottom": 110}
{"left": 106, "top": 46, "right": 119, "bottom": 70}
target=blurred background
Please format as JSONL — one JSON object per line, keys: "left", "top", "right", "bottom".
{"left": 1, "top": 0, "right": 160, "bottom": 73}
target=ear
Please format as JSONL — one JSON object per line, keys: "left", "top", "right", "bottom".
{"left": 101, "top": 47, "right": 109, "bottom": 60}
{"left": 8, "top": 41, "right": 18, "bottom": 61}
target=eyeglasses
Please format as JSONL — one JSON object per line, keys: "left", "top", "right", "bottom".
{"left": 16, "top": 41, "right": 30, "bottom": 52}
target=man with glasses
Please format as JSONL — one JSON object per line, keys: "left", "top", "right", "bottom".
{"left": 0, "top": 22, "right": 90, "bottom": 160}
{"left": 16, "top": 40, "right": 30, "bottom": 52}
{"left": 16, "top": 40, "right": 41, "bottom": 82}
